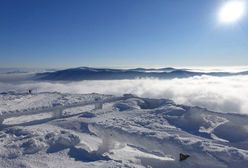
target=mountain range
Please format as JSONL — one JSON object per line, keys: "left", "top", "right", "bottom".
{"left": 34, "top": 67, "right": 248, "bottom": 81}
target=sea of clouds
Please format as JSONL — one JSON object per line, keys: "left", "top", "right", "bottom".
{"left": 1, "top": 75, "right": 248, "bottom": 114}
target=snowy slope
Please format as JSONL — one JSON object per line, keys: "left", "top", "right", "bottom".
{"left": 0, "top": 92, "right": 248, "bottom": 168}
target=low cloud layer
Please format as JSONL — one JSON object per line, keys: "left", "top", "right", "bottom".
{"left": 1, "top": 75, "right": 248, "bottom": 114}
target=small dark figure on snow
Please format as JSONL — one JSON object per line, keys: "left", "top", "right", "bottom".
{"left": 28, "top": 89, "right": 32, "bottom": 94}
{"left": 179, "top": 153, "right": 190, "bottom": 161}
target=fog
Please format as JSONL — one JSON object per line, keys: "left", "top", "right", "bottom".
{"left": 1, "top": 75, "right": 248, "bottom": 114}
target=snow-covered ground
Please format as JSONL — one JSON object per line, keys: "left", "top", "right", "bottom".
{"left": 1, "top": 92, "right": 248, "bottom": 168}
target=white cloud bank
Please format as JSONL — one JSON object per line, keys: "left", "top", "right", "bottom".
{"left": 1, "top": 75, "right": 248, "bottom": 114}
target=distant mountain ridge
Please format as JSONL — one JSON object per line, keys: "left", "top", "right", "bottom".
{"left": 34, "top": 67, "right": 248, "bottom": 81}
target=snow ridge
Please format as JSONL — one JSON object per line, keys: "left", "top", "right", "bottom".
{"left": 0, "top": 92, "right": 248, "bottom": 168}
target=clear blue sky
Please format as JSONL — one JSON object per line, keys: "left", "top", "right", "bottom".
{"left": 0, "top": 0, "right": 247, "bottom": 68}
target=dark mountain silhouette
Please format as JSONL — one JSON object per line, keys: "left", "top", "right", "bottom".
{"left": 34, "top": 67, "right": 248, "bottom": 81}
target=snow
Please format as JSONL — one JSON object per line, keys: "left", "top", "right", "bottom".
{"left": 2, "top": 74, "right": 248, "bottom": 114}
{"left": 0, "top": 92, "right": 248, "bottom": 167}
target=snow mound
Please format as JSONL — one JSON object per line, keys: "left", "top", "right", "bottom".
{"left": 113, "top": 97, "right": 173, "bottom": 112}
{"left": 21, "top": 139, "right": 47, "bottom": 154}
{"left": 1, "top": 93, "right": 248, "bottom": 167}
{"left": 46, "top": 131, "right": 81, "bottom": 153}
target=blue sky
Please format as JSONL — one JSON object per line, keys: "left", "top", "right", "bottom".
{"left": 0, "top": 0, "right": 247, "bottom": 68}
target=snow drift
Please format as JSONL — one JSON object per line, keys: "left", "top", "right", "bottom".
{"left": 0, "top": 92, "right": 248, "bottom": 167}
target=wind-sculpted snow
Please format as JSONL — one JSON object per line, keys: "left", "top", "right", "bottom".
{"left": 0, "top": 93, "right": 248, "bottom": 167}
{"left": 0, "top": 92, "right": 114, "bottom": 116}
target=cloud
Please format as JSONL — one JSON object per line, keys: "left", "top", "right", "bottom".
{"left": 1, "top": 75, "right": 248, "bottom": 114}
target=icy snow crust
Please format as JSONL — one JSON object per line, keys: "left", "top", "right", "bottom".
{"left": 0, "top": 92, "right": 248, "bottom": 168}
